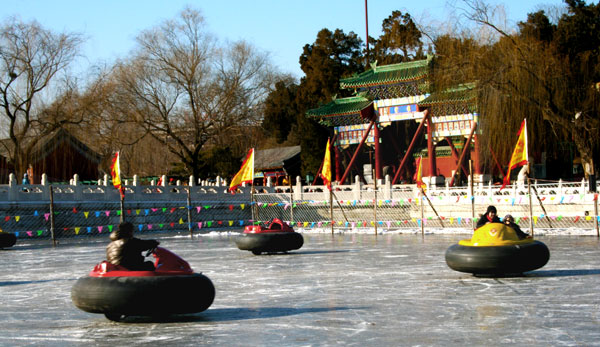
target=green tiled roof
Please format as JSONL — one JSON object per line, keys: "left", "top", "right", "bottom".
{"left": 340, "top": 57, "right": 431, "bottom": 89}
{"left": 306, "top": 95, "right": 372, "bottom": 119}
{"left": 418, "top": 83, "right": 477, "bottom": 106}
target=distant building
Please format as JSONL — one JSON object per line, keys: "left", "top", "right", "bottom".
{"left": 0, "top": 128, "right": 102, "bottom": 184}
{"left": 254, "top": 146, "right": 301, "bottom": 186}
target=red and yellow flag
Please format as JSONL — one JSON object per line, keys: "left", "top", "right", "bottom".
{"left": 501, "top": 119, "right": 528, "bottom": 190}
{"left": 320, "top": 138, "right": 332, "bottom": 190}
{"left": 414, "top": 156, "right": 427, "bottom": 190}
{"left": 111, "top": 152, "right": 124, "bottom": 198}
{"left": 229, "top": 148, "right": 254, "bottom": 193}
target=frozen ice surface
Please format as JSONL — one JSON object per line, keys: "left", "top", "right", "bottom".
{"left": 1, "top": 231, "right": 600, "bottom": 346}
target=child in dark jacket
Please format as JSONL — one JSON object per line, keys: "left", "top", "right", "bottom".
{"left": 503, "top": 214, "right": 530, "bottom": 240}
{"left": 106, "top": 222, "right": 159, "bottom": 271}
{"left": 476, "top": 205, "right": 501, "bottom": 229}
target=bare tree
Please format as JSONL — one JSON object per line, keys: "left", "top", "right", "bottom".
{"left": 110, "top": 7, "right": 274, "bottom": 179}
{"left": 0, "top": 17, "right": 83, "bottom": 177}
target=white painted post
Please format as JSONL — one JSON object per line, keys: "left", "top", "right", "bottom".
{"left": 161, "top": 175, "right": 167, "bottom": 187}
{"left": 354, "top": 175, "right": 362, "bottom": 201}
{"left": 103, "top": 174, "right": 109, "bottom": 186}
{"left": 558, "top": 179, "right": 563, "bottom": 199}
{"left": 189, "top": 175, "right": 195, "bottom": 186}
{"left": 133, "top": 175, "right": 139, "bottom": 186}
{"left": 384, "top": 174, "right": 391, "bottom": 200}
{"left": 41, "top": 174, "right": 47, "bottom": 186}
{"left": 73, "top": 174, "right": 79, "bottom": 186}
{"left": 8, "top": 173, "right": 16, "bottom": 201}
{"left": 295, "top": 176, "right": 302, "bottom": 200}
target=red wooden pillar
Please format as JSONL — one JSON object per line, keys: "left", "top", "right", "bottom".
{"left": 427, "top": 115, "right": 436, "bottom": 178}
{"left": 339, "top": 120, "right": 376, "bottom": 185}
{"left": 374, "top": 121, "right": 382, "bottom": 181}
{"left": 392, "top": 110, "right": 429, "bottom": 184}
{"left": 473, "top": 134, "right": 482, "bottom": 175}
{"left": 334, "top": 143, "right": 342, "bottom": 182}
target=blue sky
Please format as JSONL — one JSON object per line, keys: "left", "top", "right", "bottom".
{"left": 2, "top": 0, "right": 572, "bottom": 79}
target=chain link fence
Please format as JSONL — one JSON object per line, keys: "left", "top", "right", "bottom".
{"left": 0, "top": 198, "right": 252, "bottom": 241}
{"left": 253, "top": 182, "right": 600, "bottom": 233}
{"left": 1, "top": 181, "right": 598, "bottom": 241}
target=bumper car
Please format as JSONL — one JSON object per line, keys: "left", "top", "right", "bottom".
{"left": 0, "top": 231, "right": 17, "bottom": 248}
{"left": 445, "top": 223, "right": 549, "bottom": 276}
{"left": 235, "top": 218, "right": 303, "bottom": 255}
{"left": 71, "top": 247, "right": 215, "bottom": 321}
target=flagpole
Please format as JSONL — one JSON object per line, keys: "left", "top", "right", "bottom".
{"left": 374, "top": 171, "right": 378, "bottom": 236}
{"left": 288, "top": 174, "right": 294, "bottom": 225}
{"left": 332, "top": 191, "right": 349, "bottom": 224}
{"left": 531, "top": 182, "right": 553, "bottom": 228}
{"left": 119, "top": 194, "right": 124, "bottom": 223}
{"left": 329, "top": 186, "right": 334, "bottom": 234}
{"left": 421, "top": 188, "right": 444, "bottom": 228}
{"left": 420, "top": 188, "right": 425, "bottom": 237}
{"left": 470, "top": 160, "right": 475, "bottom": 231}
{"left": 187, "top": 187, "right": 193, "bottom": 239}
{"left": 528, "top": 177, "right": 534, "bottom": 237}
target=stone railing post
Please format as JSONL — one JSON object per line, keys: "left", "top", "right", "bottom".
{"left": 384, "top": 175, "right": 391, "bottom": 200}
{"left": 8, "top": 173, "right": 17, "bottom": 201}
{"left": 354, "top": 175, "right": 361, "bottom": 201}
{"left": 294, "top": 176, "right": 302, "bottom": 200}
{"left": 558, "top": 179, "right": 563, "bottom": 198}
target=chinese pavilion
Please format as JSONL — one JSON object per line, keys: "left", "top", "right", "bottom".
{"left": 306, "top": 56, "right": 486, "bottom": 186}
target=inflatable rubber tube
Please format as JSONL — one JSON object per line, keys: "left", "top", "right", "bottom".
{"left": 445, "top": 241, "right": 550, "bottom": 275}
{"left": 0, "top": 233, "right": 17, "bottom": 248}
{"left": 235, "top": 232, "right": 304, "bottom": 255}
{"left": 71, "top": 273, "right": 215, "bottom": 318}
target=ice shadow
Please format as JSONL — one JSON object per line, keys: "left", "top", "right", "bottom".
{"left": 286, "top": 249, "right": 352, "bottom": 255}
{"left": 121, "top": 306, "right": 362, "bottom": 323}
{"left": 471, "top": 268, "right": 600, "bottom": 279}
{"left": 525, "top": 269, "right": 600, "bottom": 277}
{"left": 0, "top": 279, "right": 65, "bottom": 287}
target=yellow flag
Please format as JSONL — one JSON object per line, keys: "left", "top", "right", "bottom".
{"left": 414, "top": 156, "right": 426, "bottom": 190}
{"left": 320, "top": 138, "right": 332, "bottom": 190}
{"left": 501, "top": 119, "right": 528, "bottom": 190}
{"left": 229, "top": 148, "right": 254, "bottom": 193}
{"left": 110, "top": 152, "right": 124, "bottom": 198}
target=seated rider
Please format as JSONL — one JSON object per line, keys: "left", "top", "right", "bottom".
{"left": 106, "top": 222, "right": 159, "bottom": 271}
{"left": 476, "top": 205, "right": 501, "bottom": 228}
{"left": 503, "top": 214, "right": 530, "bottom": 240}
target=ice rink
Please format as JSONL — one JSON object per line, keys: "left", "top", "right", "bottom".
{"left": 2, "top": 231, "right": 600, "bottom": 346}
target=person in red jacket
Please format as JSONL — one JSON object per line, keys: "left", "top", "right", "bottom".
{"left": 106, "top": 222, "right": 159, "bottom": 270}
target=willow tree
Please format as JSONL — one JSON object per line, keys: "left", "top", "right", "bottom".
{"left": 0, "top": 17, "right": 83, "bottom": 177}
{"left": 465, "top": 0, "right": 599, "bottom": 182}
{"left": 111, "top": 7, "right": 274, "bottom": 179}
{"left": 430, "top": 0, "right": 598, "bottom": 182}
